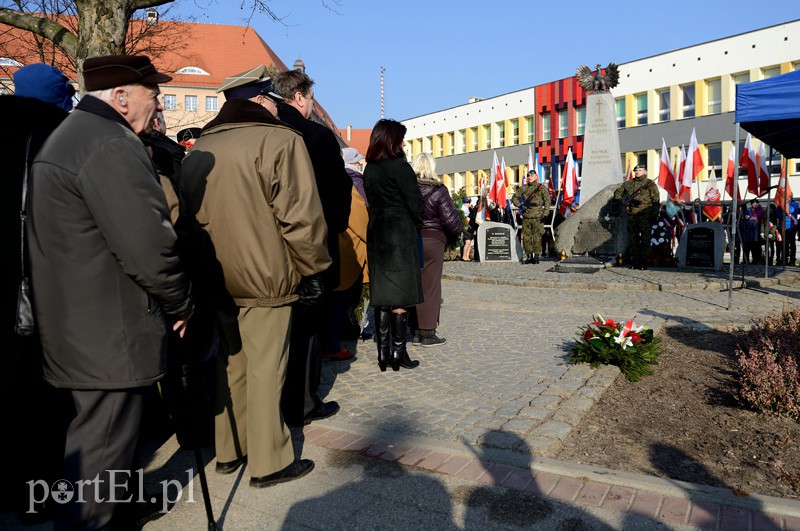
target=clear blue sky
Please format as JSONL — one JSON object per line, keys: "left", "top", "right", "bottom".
{"left": 169, "top": 0, "right": 798, "bottom": 129}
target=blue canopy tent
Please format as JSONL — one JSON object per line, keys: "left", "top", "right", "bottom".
{"left": 736, "top": 68, "right": 800, "bottom": 158}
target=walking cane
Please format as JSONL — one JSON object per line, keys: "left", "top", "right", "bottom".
{"left": 175, "top": 336, "right": 218, "bottom": 530}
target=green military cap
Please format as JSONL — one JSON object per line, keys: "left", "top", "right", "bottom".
{"left": 218, "top": 65, "right": 283, "bottom": 101}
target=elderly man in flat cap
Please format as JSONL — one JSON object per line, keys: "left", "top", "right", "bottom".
{"left": 29, "top": 55, "right": 193, "bottom": 529}
{"left": 181, "top": 65, "right": 329, "bottom": 488}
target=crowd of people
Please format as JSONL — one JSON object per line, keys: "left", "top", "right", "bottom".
{"left": 5, "top": 57, "right": 462, "bottom": 529}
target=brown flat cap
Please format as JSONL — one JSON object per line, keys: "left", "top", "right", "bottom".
{"left": 83, "top": 55, "right": 172, "bottom": 91}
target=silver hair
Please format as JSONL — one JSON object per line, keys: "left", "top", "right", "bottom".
{"left": 412, "top": 152, "right": 440, "bottom": 183}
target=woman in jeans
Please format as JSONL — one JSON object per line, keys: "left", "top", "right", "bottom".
{"left": 364, "top": 119, "right": 424, "bottom": 371}
{"left": 412, "top": 153, "right": 463, "bottom": 347}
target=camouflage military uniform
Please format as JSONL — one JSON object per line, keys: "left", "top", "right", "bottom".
{"left": 512, "top": 182, "right": 551, "bottom": 256}
{"left": 614, "top": 174, "right": 660, "bottom": 267}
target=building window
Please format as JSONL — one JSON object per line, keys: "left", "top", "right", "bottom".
{"left": 615, "top": 98, "right": 626, "bottom": 128}
{"left": 0, "top": 57, "right": 22, "bottom": 66}
{"left": 575, "top": 107, "right": 586, "bottom": 136}
{"left": 707, "top": 78, "right": 721, "bottom": 115}
{"left": 471, "top": 127, "right": 478, "bottom": 151}
{"left": 733, "top": 72, "right": 750, "bottom": 85}
{"left": 526, "top": 117, "right": 534, "bottom": 143}
{"left": 206, "top": 96, "right": 218, "bottom": 112}
{"left": 423, "top": 136, "right": 432, "bottom": 152}
{"left": 762, "top": 66, "right": 781, "bottom": 79}
{"left": 457, "top": 129, "right": 465, "bottom": 153}
{"left": 163, "top": 94, "right": 176, "bottom": 110}
{"left": 657, "top": 89, "right": 670, "bottom": 122}
{"left": 448, "top": 132, "right": 454, "bottom": 155}
{"left": 707, "top": 143, "right": 722, "bottom": 178}
{"left": 541, "top": 113, "right": 551, "bottom": 141}
{"left": 435, "top": 134, "right": 443, "bottom": 157}
{"left": 484, "top": 125, "right": 491, "bottom": 148}
{"left": 558, "top": 109, "right": 568, "bottom": 138}
{"left": 635, "top": 152, "right": 647, "bottom": 169}
{"left": 175, "top": 66, "right": 210, "bottom": 75}
{"left": 682, "top": 84, "right": 695, "bottom": 118}
{"left": 636, "top": 93, "right": 647, "bottom": 125}
{"left": 511, "top": 119, "right": 519, "bottom": 145}
{"left": 185, "top": 95, "right": 197, "bottom": 112}
{"left": 498, "top": 122, "right": 505, "bottom": 147}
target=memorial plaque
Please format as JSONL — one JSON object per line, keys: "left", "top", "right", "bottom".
{"left": 477, "top": 221, "right": 520, "bottom": 263}
{"left": 686, "top": 227, "right": 715, "bottom": 267}
{"left": 677, "top": 222, "right": 726, "bottom": 270}
{"left": 579, "top": 92, "right": 624, "bottom": 205}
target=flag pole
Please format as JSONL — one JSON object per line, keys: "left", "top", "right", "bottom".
{"left": 765, "top": 146, "right": 774, "bottom": 280}
{"left": 728, "top": 128, "right": 740, "bottom": 310}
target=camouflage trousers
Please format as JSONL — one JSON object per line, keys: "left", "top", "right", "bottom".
{"left": 520, "top": 217, "right": 544, "bottom": 254}
{"left": 626, "top": 214, "right": 654, "bottom": 265}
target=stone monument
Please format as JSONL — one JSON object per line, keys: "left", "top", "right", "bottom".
{"left": 477, "top": 221, "right": 521, "bottom": 263}
{"left": 555, "top": 182, "right": 627, "bottom": 257}
{"left": 677, "top": 222, "right": 726, "bottom": 270}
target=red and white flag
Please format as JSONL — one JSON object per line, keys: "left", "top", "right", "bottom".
{"left": 724, "top": 143, "right": 741, "bottom": 200}
{"left": 757, "top": 140, "right": 770, "bottom": 195}
{"left": 488, "top": 151, "right": 503, "bottom": 206}
{"left": 702, "top": 167, "right": 722, "bottom": 221}
{"left": 774, "top": 157, "right": 793, "bottom": 210}
{"left": 558, "top": 147, "right": 579, "bottom": 215}
{"left": 657, "top": 138, "right": 677, "bottom": 199}
{"left": 682, "top": 127, "right": 705, "bottom": 191}
{"left": 741, "top": 133, "right": 759, "bottom": 195}
{"left": 678, "top": 145, "right": 691, "bottom": 202}
{"left": 498, "top": 156, "right": 508, "bottom": 208}
{"left": 625, "top": 160, "right": 634, "bottom": 181}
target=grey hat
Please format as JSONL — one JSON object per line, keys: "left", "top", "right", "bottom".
{"left": 218, "top": 65, "right": 283, "bottom": 101}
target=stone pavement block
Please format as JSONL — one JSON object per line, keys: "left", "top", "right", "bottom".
{"left": 687, "top": 500, "right": 719, "bottom": 528}
{"left": 397, "top": 447, "right": 432, "bottom": 466}
{"left": 415, "top": 451, "right": 453, "bottom": 472}
{"left": 477, "top": 463, "right": 515, "bottom": 486}
{"left": 303, "top": 427, "right": 332, "bottom": 443}
{"left": 551, "top": 408, "right": 586, "bottom": 426}
{"left": 753, "top": 512, "right": 784, "bottom": 530}
{"left": 629, "top": 491, "right": 662, "bottom": 518}
{"left": 517, "top": 406, "right": 551, "bottom": 420}
{"left": 575, "top": 481, "right": 609, "bottom": 507}
{"left": 454, "top": 459, "right": 491, "bottom": 481}
{"left": 321, "top": 432, "right": 363, "bottom": 450}
{"left": 526, "top": 436, "right": 560, "bottom": 456}
{"left": 341, "top": 436, "right": 379, "bottom": 451}
{"left": 524, "top": 471, "right": 559, "bottom": 496}
{"left": 364, "top": 440, "right": 394, "bottom": 457}
{"left": 530, "top": 395, "right": 561, "bottom": 408}
{"left": 549, "top": 476, "right": 585, "bottom": 502}
{"left": 499, "top": 467, "right": 534, "bottom": 490}
{"left": 436, "top": 455, "right": 471, "bottom": 475}
{"left": 719, "top": 504, "right": 750, "bottom": 531}
{"left": 501, "top": 417, "right": 535, "bottom": 434}
{"left": 311, "top": 428, "right": 346, "bottom": 447}
{"left": 601, "top": 486, "right": 634, "bottom": 512}
{"left": 658, "top": 495, "right": 690, "bottom": 525}
{"left": 530, "top": 421, "right": 572, "bottom": 439}
{"left": 560, "top": 396, "right": 596, "bottom": 411}
{"left": 378, "top": 443, "right": 413, "bottom": 462}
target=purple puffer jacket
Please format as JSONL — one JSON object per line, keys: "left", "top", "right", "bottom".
{"left": 418, "top": 181, "right": 463, "bottom": 243}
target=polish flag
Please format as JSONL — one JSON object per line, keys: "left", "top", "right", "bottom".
{"left": 681, "top": 127, "right": 705, "bottom": 192}
{"left": 702, "top": 167, "right": 722, "bottom": 222}
{"left": 678, "top": 145, "right": 691, "bottom": 202}
{"left": 558, "top": 147, "right": 579, "bottom": 215}
{"left": 757, "top": 140, "right": 770, "bottom": 195}
{"left": 740, "top": 133, "right": 759, "bottom": 195}
{"left": 724, "top": 143, "right": 741, "bottom": 200}
{"left": 774, "top": 158, "right": 793, "bottom": 211}
{"left": 498, "top": 156, "right": 508, "bottom": 208}
{"left": 625, "top": 161, "right": 634, "bottom": 181}
{"left": 488, "top": 151, "right": 502, "bottom": 205}
{"left": 657, "top": 138, "right": 677, "bottom": 199}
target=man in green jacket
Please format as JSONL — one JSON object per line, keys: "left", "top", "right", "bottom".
{"left": 614, "top": 164, "right": 661, "bottom": 269}
{"left": 512, "top": 170, "right": 551, "bottom": 264}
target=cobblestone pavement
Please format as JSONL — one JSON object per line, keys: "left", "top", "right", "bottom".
{"left": 320, "top": 260, "right": 800, "bottom": 459}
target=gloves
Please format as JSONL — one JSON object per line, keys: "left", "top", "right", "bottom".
{"left": 298, "top": 274, "right": 326, "bottom": 306}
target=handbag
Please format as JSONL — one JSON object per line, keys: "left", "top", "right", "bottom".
{"left": 16, "top": 136, "right": 35, "bottom": 336}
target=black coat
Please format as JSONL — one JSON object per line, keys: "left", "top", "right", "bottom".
{"left": 364, "top": 157, "right": 424, "bottom": 308}
{"left": 277, "top": 103, "right": 352, "bottom": 287}
{"left": 29, "top": 96, "right": 192, "bottom": 389}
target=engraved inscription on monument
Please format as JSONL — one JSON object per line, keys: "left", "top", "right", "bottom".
{"left": 685, "top": 227, "right": 715, "bottom": 268}
{"left": 477, "top": 221, "right": 520, "bottom": 263}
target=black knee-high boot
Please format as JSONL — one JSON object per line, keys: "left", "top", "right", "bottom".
{"left": 390, "top": 312, "right": 418, "bottom": 370}
{"left": 375, "top": 308, "right": 391, "bottom": 371}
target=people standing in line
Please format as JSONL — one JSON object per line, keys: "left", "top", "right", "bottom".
{"left": 181, "top": 67, "right": 328, "bottom": 487}
{"left": 412, "top": 153, "right": 463, "bottom": 347}
{"left": 1, "top": 62, "right": 74, "bottom": 519}
{"left": 613, "top": 164, "right": 660, "bottom": 270}
{"left": 273, "top": 69, "right": 352, "bottom": 426}
{"left": 28, "top": 55, "right": 193, "bottom": 529}
{"left": 364, "top": 119, "right": 424, "bottom": 371}
{"left": 777, "top": 197, "right": 799, "bottom": 266}
{"left": 511, "top": 170, "right": 550, "bottom": 264}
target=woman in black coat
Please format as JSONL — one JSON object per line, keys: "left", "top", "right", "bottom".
{"left": 364, "top": 119, "right": 424, "bottom": 371}
{"left": 412, "top": 153, "right": 463, "bottom": 347}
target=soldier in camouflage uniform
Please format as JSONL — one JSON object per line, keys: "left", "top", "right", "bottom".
{"left": 511, "top": 170, "right": 551, "bottom": 264}
{"left": 614, "top": 164, "right": 660, "bottom": 269}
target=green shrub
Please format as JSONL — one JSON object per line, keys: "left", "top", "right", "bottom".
{"left": 737, "top": 308, "right": 800, "bottom": 418}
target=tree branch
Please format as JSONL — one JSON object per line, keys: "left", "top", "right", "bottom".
{"left": 130, "top": 0, "right": 175, "bottom": 10}
{"left": 0, "top": 7, "right": 77, "bottom": 56}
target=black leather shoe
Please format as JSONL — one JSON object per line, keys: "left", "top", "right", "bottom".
{"left": 215, "top": 455, "right": 247, "bottom": 475}
{"left": 250, "top": 459, "right": 315, "bottom": 488}
{"left": 304, "top": 401, "right": 340, "bottom": 425}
